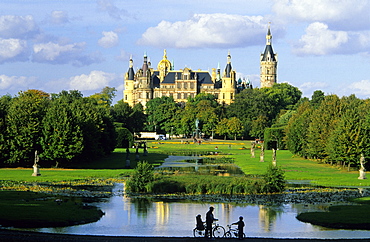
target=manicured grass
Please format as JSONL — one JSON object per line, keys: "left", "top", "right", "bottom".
{"left": 0, "top": 191, "right": 104, "bottom": 228}
{"left": 296, "top": 197, "right": 370, "bottom": 229}
{"left": 1, "top": 139, "right": 370, "bottom": 187}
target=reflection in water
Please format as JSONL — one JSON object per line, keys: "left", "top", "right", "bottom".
{"left": 258, "top": 205, "right": 285, "bottom": 232}
{"left": 22, "top": 183, "right": 370, "bottom": 239}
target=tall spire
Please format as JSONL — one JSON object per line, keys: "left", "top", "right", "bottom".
{"left": 142, "top": 52, "right": 148, "bottom": 77}
{"left": 266, "top": 22, "right": 272, "bottom": 45}
{"left": 225, "top": 51, "right": 232, "bottom": 78}
{"left": 127, "top": 55, "right": 135, "bottom": 80}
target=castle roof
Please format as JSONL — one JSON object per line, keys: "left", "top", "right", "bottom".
{"left": 261, "top": 44, "right": 276, "bottom": 62}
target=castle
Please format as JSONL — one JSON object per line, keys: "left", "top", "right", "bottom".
{"left": 124, "top": 26, "right": 277, "bottom": 107}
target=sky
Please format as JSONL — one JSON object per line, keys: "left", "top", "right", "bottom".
{"left": 1, "top": 0, "right": 370, "bottom": 104}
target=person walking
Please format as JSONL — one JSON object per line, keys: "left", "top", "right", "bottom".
{"left": 205, "top": 206, "right": 218, "bottom": 239}
{"left": 232, "top": 216, "right": 245, "bottom": 240}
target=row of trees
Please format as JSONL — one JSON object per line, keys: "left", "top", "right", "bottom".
{"left": 285, "top": 91, "right": 370, "bottom": 170}
{"left": 0, "top": 88, "right": 118, "bottom": 167}
{"left": 140, "top": 83, "right": 302, "bottom": 139}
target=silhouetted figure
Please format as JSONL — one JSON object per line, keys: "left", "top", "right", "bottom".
{"left": 232, "top": 216, "right": 245, "bottom": 240}
{"left": 205, "top": 206, "right": 218, "bottom": 239}
{"left": 196, "top": 214, "right": 205, "bottom": 230}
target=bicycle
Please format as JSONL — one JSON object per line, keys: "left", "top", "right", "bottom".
{"left": 224, "top": 224, "right": 246, "bottom": 239}
{"left": 193, "top": 222, "right": 225, "bottom": 238}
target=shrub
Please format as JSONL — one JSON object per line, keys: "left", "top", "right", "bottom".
{"left": 260, "top": 165, "right": 286, "bottom": 193}
{"left": 126, "top": 161, "right": 154, "bottom": 193}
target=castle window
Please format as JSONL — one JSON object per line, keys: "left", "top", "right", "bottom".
{"left": 223, "top": 93, "right": 225, "bottom": 99}
{"left": 177, "top": 93, "right": 181, "bottom": 99}
{"left": 184, "top": 82, "right": 187, "bottom": 89}
{"left": 125, "top": 95, "right": 127, "bottom": 100}
{"left": 184, "top": 93, "right": 188, "bottom": 99}
{"left": 231, "top": 93, "right": 234, "bottom": 99}
{"left": 146, "top": 92, "right": 149, "bottom": 99}
{"left": 177, "top": 82, "right": 181, "bottom": 89}
{"left": 190, "top": 82, "right": 194, "bottom": 89}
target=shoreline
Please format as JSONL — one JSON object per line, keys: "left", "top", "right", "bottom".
{"left": 1, "top": 230, "right": 370, "bottom": 242}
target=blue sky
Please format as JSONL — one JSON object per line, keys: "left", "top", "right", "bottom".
{"left": 1, "top": 0, "right": 370, "bottom": 104}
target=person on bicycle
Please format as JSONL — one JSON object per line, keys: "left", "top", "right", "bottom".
{"left": 205, "top": 206, "right": 218, "bottom": 239}
{"left": 232, "top": 216, "right": 245, "bottom": 239}
{"left": 196, "top": 214, "right": 205, "bottom": 230}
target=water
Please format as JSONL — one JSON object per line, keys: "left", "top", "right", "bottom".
{"left": 26, "top": 184, "right": 370, "bottom": 239}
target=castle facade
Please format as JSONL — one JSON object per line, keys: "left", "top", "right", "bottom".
{"left": 124, "top": 27, "right": 277, "bottom": 107}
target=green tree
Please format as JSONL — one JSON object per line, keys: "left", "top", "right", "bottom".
{"left": 285, "top": 100, "right": 313, "bottom": 158}
{"left": 40, "top": 97, "right": 84, "bottom": 167}
{"left": 228, "top": 117, "right": 244, "bottom": 140}
{"left": 6, "top": 90, "right": 50, "bottom": 166}
{"left": 145, "top": 96, "right": 178, "bottom": 133}
{"left": 326, "top": 96, "right": 370, "bottom": 169}
{"left": 306, "top": 95, "right": 341, "bottom": 159}
{"left": 126, "top": 161, "right": 154, "bottom": 193}
{"left": 216, "top": 118, "right": 230, "bottom": 140}
{"left": 0, "top": 95, "right": 12, "bottom": 165}
{"left": 261, "top": 165, "right": 286, "bottom": 194}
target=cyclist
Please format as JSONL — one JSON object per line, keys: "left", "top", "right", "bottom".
{"left": 232, "top": 216, "right": 245, "bottom": 240}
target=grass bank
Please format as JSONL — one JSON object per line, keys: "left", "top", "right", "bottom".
{"left": 0, "top": 191, "right": 104, "bottom": 228}
{"left": 296, "top": 197, "right": 370, "bottom": 229}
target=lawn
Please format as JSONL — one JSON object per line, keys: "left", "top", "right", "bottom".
{"left": 1, "top": 139, "right": 369, "bottom": 187}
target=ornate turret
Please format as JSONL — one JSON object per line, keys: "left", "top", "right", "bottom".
{"left": 124, "top": 55, "right": 135, "bottom": 106}
{"left": 157, "top": 49, "right": 172, "bottom": 81}
{"left": 127, "top": 56, "right": 135, "bottom": 80}
{"left": 142, "top": 52, "right": 148, "bottom": 77}
{"left": 224, "top": 51, "right": 232, "bottom": 78}
{"left": 220, "top": 51, "right": 236, "bottom": 105}
{"left": 260, "top": 24, "right": 278, "bottom": 88}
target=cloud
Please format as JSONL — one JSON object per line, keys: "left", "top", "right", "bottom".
{"left": 299, "top": 81, "right": 329, "bottom": 97}
{"left": 138, "top": 13, "right": 269, "bottom": 48}
{"left": 272, "top": 0, "right": 370, "bottom": 30}
{"left": 69, "top": 71, "right": 117, "bottom": 91}
{"left": 48, "top": 11, "right": 70, "bottom": 25}
{"left": 0, "top": 38, "right": 29, "bottom": 63}
{"left": 349, "top": 80, "right": 370, "bottom": 95}
{"left": 0, "top": 75, "right": 36, "bottom": 90}
{"left": 32, "top": 41, "right": 103, "bottom": 66}
{"left": 0, "top": 15, "right": 39, "bottom": 39}
{"left": 98, "top": 31, "right": 119, "bottom": 48}
{"left": 97, "top": 0, "right": 129, "bottom": 20}
{"left": 293, "top": 22, "right": 348, "bottom": 55}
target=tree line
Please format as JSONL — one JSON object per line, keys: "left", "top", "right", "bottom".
{"left": 285, "top": 91, "right": 370, "bottom": 170}
{"left": 3, "top": 83, "right": 367, "bottom": 170}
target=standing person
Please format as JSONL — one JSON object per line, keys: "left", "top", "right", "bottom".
{"left": 205, "top": 206, "right": 218, "bottom": 239}
{"left": 232, "top": 216, "right": 245, "bottom": 240}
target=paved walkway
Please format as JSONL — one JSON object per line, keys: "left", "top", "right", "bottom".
{"left": 1, "top": 230, "right": 369, "bottom": 242}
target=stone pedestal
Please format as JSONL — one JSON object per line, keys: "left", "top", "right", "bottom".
{"left": 32, "top": 164, "right": 41, "bottom": 176}
{"left": 358, "top": 169, "right": 367, "bottom": 180}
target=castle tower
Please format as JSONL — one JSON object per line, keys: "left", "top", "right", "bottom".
{"left": 260, "top": 25, "right": 277, "bottom": 88}
{"left": 124, "top": 56, "right": 135, "bottom": 106}
{"left": 220, "top": 51, "right": 236, "bottom": 104}
{"left": 136, "top": 53, "right": 153, "bottom": 108}
{"left": 157, "top": 49, "right": 172, "bottom": 82}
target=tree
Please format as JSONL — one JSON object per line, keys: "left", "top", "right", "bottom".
{"left": 40, "top": 97, "right": 84, "bottom": 167}
{"left": 6, "top": 90, "right": 50, "bottom": 166}
{"left": 145, "top": 96, "right": 178, "bottom": 133}
{"left": 305, "top": 95, "right": 341, "bottom": 159}
{"left": 216, "top": 118, "right": 230, "bottom": 140}
{"left": 285, "top": 100, "right": 313, "bottom": 157}
{"left": 326, "top": 96, "right": 370, "bottom": 170}
{"left": 228, "top": 117, "right": 244, "bottom": 140}
{"left": 126, "top": 161, "right": 154, "bottom": 193}
{"left": 89, "top": 86, "right": 117, "bottom": 107}
{"left": 0, "top": 95, "right": 12, "bottom": 165}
